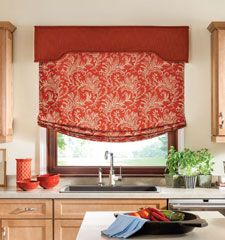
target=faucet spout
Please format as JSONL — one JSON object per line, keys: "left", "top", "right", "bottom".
{"left": 105, "top": 151, "right": 113, "bottom": 170}
{"left": 105, "top": 151, "right": 122, "bottom": 186}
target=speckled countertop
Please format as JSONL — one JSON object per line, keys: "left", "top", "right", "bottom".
{"left": 0, "top": 186, "right": 224, "bottom": 199}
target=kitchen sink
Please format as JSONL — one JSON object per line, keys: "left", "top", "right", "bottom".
{"left": 59, "top": 185, "right": 160, "bottom": 193}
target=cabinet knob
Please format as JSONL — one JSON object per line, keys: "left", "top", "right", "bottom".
{"left": 219, "top": 112, "right": 224, "bottom": 129}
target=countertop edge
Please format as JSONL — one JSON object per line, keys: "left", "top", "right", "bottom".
{"left": 0, "top": 187, "right": 224, "bottom": 199}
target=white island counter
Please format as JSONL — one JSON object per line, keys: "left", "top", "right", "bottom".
{"left": 76, "top": 211, "right": 225, "bottom": 240}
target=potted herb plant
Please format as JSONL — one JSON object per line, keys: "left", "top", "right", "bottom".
{"left": 179, "top": 148, "right": 198, "bottom": 189}
{"left": 196, "top": 149, "right": 214, "bottom": 188}
{"left": 165, "top": 146, "right": 184, "bottom": 188}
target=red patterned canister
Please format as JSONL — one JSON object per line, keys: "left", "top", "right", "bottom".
{"left": 16, "top": 159, "right": 32, "bottom": 186}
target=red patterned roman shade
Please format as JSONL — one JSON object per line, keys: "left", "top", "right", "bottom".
{"left": 35, "top": 26, "right": 188, "bottom": 142}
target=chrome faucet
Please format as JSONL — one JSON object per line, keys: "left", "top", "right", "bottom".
{"left": 105, "top": 151, "right": 122, "bottom": 186}
{"left": 98, "top": 168, "right": 103, "bottom": 186}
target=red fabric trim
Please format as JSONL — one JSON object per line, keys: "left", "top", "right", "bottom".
{"left": 38, "top": 120, "right": 186, "bottom": 142}
{"left": 38, "top": 52, "right": 186, "bottom": 142}
{"left": 34, "top": 26, "right": 189, "bottom": 62}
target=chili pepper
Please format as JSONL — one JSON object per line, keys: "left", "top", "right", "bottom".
{"left": 147, "top": 207, "right": 170, "bottom": 221}
{"left": 147, "top": 207, "right": 166, "bottom": 218}
{"left": 150, "top": 215, "right": 159, "bottom": 222}
{"left": 152, "top": 211, "right": 170, "bottom": 222}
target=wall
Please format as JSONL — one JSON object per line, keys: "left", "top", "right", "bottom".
{"left": 0, "top": 0, "right": 225, "bottom": 175}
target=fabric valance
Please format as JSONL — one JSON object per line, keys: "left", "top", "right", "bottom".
{"left": 34, "top": 26, "right": 189, "bottom": 62}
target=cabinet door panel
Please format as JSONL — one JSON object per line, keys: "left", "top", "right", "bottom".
{"left": 54, "top": 220, "right": 82, "bottom": 240}
{"left": 2, "top": 219, "right": 52, "bottom": 240}
{"left": 55, "top": 199, "right": 167, "bottom": 219}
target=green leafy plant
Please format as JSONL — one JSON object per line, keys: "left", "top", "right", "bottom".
{"left": 179, "top": 148, "right": 198, "bottom": 176}
{"left": 196, "top": 148, "right": 214, "bottom": 175}
{"left": 166, "top": 146, "right": 180, "bottom": 175}
{"left": 57, "top": 133, "right": 66, "bottom": 150}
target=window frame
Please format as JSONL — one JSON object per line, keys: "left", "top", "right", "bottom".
{"left": 47, "top": 129, "right": 178, "bottom": 177}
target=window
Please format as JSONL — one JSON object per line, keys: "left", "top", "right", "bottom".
{"left": 58, "top": 133, "right": 168, "bottom": 167}
{"left": 47, "top": 130, "right": 178, "bottom": 176}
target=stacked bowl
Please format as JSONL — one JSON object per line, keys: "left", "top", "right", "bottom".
{"left": 17, "top": 173, "right": 60, "bottom": 191}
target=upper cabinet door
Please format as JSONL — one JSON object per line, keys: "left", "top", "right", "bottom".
{"left": 0, "top": 22, "right": 16, "bottom": 143}
{"left": 208, "top": 22, "right": 225, "bottom": 142}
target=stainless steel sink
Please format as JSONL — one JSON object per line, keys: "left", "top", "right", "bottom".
{"left": 59, "top": 185, "right": 160, "bottom": 193}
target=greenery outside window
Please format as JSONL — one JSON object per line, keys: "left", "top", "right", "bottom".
{"left": 47, "top": 130, "right": 178, "bottom": 176}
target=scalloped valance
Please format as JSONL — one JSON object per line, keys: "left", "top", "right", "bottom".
{"left": 34, "top": 26, "right": 189, "bottom": 63}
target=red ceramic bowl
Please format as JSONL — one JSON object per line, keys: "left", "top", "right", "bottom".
{"left": 37, "top": 174, "right": 60, "bottom": 189}
{"left": 17, "top": 180, "right": 39, "bottom": 191}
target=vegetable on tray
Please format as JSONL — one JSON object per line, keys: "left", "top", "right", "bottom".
{"left": 128, "top": 207, "right": 185, "bottom": 222}
{"left": 161, "top": 210, "right": 185, "bottom": 221}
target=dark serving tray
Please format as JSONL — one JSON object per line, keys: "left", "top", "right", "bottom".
{"left": 114, "top": 211, "right": 208, "bottom": 235}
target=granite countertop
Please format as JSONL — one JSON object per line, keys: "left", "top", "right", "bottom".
{"left": 76, "top": 211, "right": 225, "bottom": 240}
{"left": 0, "top": 186, "right": 225, "bottom": 199}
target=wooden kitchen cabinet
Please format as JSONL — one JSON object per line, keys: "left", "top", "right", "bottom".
{"left": 1, "top": 219, "right": 53, "bottom": 240}
{"left": 0, "top": 198, "right": 166, "bottom": 240}
{"left": 54, "top": 199, "right": 167, "bottom": 239}
{"left": 0, "top": 22, "right": 16, "bottom": 143}
{"left": 208, "top": 22, "right": 225, "bottom": 142}
{"left": 54, "top": 220, "right": 82, "bottom": 240}
{"left": 0, "top": 199, "right": 53, "bottom": 240}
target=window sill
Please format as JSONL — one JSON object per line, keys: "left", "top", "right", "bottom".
{"left": 48, "top": 166, "right": 166, "bottom": 177}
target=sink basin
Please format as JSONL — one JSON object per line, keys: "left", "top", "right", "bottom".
{"left": 59, "top": 185, "right": 160, "bottom": 193}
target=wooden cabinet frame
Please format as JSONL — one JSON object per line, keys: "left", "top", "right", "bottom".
{"left": 0, "top": 22, "right": 16, "bottom": 143}
{"left": 208, "top": 22, "right": 225, "bottom": 142}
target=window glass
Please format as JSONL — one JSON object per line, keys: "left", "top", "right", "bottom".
{"left": 57, "top": 133, "right": 168, "bottom": 167}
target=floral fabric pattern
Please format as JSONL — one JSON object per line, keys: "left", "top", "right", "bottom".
{"left": 38, "top": 52, "right": 186, "bottom": 142}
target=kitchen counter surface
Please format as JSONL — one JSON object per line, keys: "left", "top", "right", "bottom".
{"left": 0, "top": 186, "right": 225, "bottom": 198}
{"left": 77, "top": 211, "right": 225, "bottom": 240}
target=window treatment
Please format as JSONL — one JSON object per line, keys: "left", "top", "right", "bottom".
{"left": 35, "top": 26, "right": 188, "bottom": 142}
{"left": 38, "top": 51, "right": 186, "bottom": 142}
{"left": 34, "top": 26, "right": 189, "bottom": 62}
